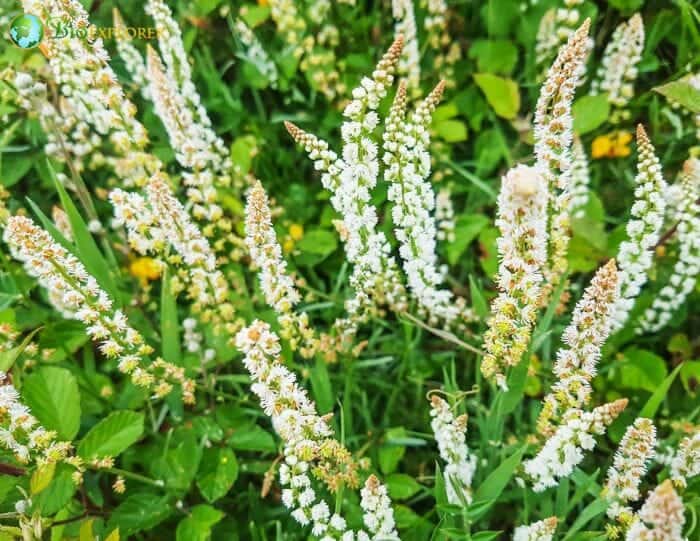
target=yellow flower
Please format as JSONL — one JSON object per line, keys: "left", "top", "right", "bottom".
{"left": 289, "top": 223, "right": 304, "bottom": 241}
{"left": 591, "top": 131, "right": 632, "bottom": 159}
{"left": 129, "top": 257, "right": 162, "bottom": 283}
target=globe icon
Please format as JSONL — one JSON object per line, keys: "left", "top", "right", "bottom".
{"left": 9, "top": 14, "right": 44, "bottom": 49}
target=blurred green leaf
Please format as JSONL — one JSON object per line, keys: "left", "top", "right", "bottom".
{"left": 473, "top": 73, "right": 520, "bottom": 119}
{"left": 78, "top": 411, "right": 144, "bottom": 460}
{"left": 23, "top": 366, "right": 81, "bottom": 440}
{"left": 573, "top": 95, "right": 610, "bottom": 135}
{"left": 197, "top": 448, "right": 238, "bottom": 503}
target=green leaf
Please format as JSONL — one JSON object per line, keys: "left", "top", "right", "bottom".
{"left": 447, "top": 214, "right": 489, "bottom": 266}
{"left": 160, "top": 267, "right": 181, "bottom": 364}
{"left": 469, "top": 276, "right": 489, "bottom": 319}
{"left": 196, "top": 447, "right": 239, "bottom": 502}
{"left": 472, "top": 445, "right": 526, "bottom": 518}
{"left": 49, "top": 163, "right": 120, "bottom": 302}
{"left": 0, "top": 153, "right": 34, "bottom": 187}
{"left": 640, "top": 363, "right": 683, "bottom": 418}
{"left": 78, "top": 411, "right": 144, "bottom": 460}
{"left": 310, "top": 357, "right": 333, "bottom": 413}
{"left": 0, "top": 327, "right": 41, "bottom": 372}
{"left": 23, "top": 366, "right": 81, "bottom": 440}
{"left": 680, "top": 361, "right": 700, "bottom": 395}
{"left": 152, "top": 431, "right": 202, "bottom": 491}
{"left": 572, "top": 95, "right": 610, "bottom": 135}
{"left": 30, "top": 462, "right": 56, "bottom": 495}
{"left": 108, "top": 493, "right": 172, "bottom": 537}
{"left": 433, "top": 119, "right": 468, "bottom": 142}
{"left": 176, "top": 505, "right": 224, "bottom": 541}
{"left": 473, "top": 73, "right": 520, "bottom": 119}
{"left": 228, "top": 425, "right": 277, "bottom": 453}
{"left": 469, "top": 40, "right": 518, "bottom": 75}
{"left": 386, "top": 473, "right": 422, "bottom": 500}
{"left": 379, "top": 427, "right": 407, "bottom": 474}
{"left": 33, "top": 466, "right": 77, "bottom": 516}
{"left": 654, "top": 78, "right": 700, "bottom": 113}
{"left": 618, "top": 348, "right": 668, "bottom": 392}
{"left": 296, "top": 229, "right": 338, "bottom": 257}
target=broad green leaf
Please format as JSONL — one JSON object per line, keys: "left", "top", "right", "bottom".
{"left": 30, "top": 462, "right": 55, "bottom": 495}
{"left": 618, "top": 348, "right": 668, "bottom": 392}
{"left": 23, "top": 366, "right": 81, "bottom": 440}
{"left": 640, "top": 363, "right": 683, "bottom": 418}
{"left": 79, "top": 519, "right": 94, "bottom": 541}
{"left": 379, "top": 427, "right": 407, "bottom": 474}
{"left": 160, "top": 267, "right": 181, "bottom": 364}
{"left": 33, "top": 466, "right": 77, "bottom": 516}
{"left": 196, "top": 447, "right": 239, "bottom": 502}
{"left": 0, "top": 153, "right": 33, "bottom": 187}
{"left": 228, "top": 424, "right": 277, "bottom": 453}
{"left": 446, "top": 214, "right": 489, "bottom": 266}
{"left": 230, "top": 135, "right": 258, "bottom": 173}
{"left": 680, "top": 361, "right": 700, "bottom": 395}
{"left": 297, "top": 229, "right": 338, "bottom": 257}
{"left": 152, "top": 431, "right": 202, "bottom": 492}
{"left": 654, "top": 79, "right": 700, "bottom": 113}
{"left": 572, "top": 95, "right": 610, "bottom": 135}
{"left": 469, "top": 40, "right": 518, "bottom": 75}
{"left": 433, "top": 119, "right": 468, "bottom": 142}
{"left": 386, "top": 473, "right": 422, "bottom": 500}
{"left": 108, "top": 493, "right": 172, "bottom": 537}
{"left": 473, "top": 73, "right": 520, "bottom": 119}
{"left": 78, "top": 411, "right": 144, "bottom": 460}
{"left": 176, "top": 505, "right": 224, "bottom": 541}
{"left": 104, "top": 530, "right": 119, "bottom": 541}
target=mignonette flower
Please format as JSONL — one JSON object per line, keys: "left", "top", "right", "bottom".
{"left": 3, "top": 216, "right": 195, "bottom": 404}
{"left": 22, "top": 0, "right": 161, "bottom": 188}
{"left": 235, "top": 321, "right": 396, "bottom": 539}
{"left": 245, "top": 181, "right": 318, "bottom": 356}
{"left": 535, "top": 0, "right": 589, "bottom": 76}
{"left": 482, "top": 165, "right": 549, "bottom": 390}
{"left": 569, "top": 136, "right": 591, "bottom": 218}
{"left": 638, "top": 159, "right": 700, "bottom": 333}
{"left": 610, "top": 126, "right": 668, "bottom": 332}
{"left": 670, "top": 431, "right": 700, "bottom": 489}
{"left": 435, "top": 187, "right": 456, "bottom": 242}
{"left": 524, "top": 399, "right": 628, "bottom": 491}
{"left": 534, "top": 19, "right": 591, "bottom": 306}
{"left": 429, "top": 396, "right": 476, "bottom": 504}
{"left": 422, "top": 0, "right": 461, "bottom": 89}
{"left": 591, "top": 14, "right": 645, "bottom": 124}
{"left": 537, "top": 260, "right": 619, "bottom": 436}
{"left": 392, "top": 0, "right": 421, "bottom": 96}
{"left": 113, "top": 8, "right": 150, "bottom": 99}
{"left": 604, "top": 418, "right": 657, "bottom": 519}
{"left": 625, "top": 480, "right": 686, "bottom": 541}
{"left": 383, "top": 81, "right": 474, "bottom": 329}
{"left": 513, "top": 517, "right": 558, "bottom": 541}
{"left": 286, "top": 38, "right": 409, "bottom": 339}
{"left": 268, "top": 0, "right": 307, "bottom": 56}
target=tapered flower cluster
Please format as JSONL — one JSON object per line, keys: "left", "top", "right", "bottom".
{"left": 3, "top": 216, "right": 195, "bottom": 404}
{"left": 638, "top": 159, "right": 700, "bottom": 333}
{"left": 591, "top": 15, "right": 644, "bottom": 123}
{"left": 245, "top": 181, "right": 318, "bottom": 357}
{"left": 435, "top": 187, "right": 456, "bottom": 242}
{"left": 513, "top": 517, "right": 558, "bottom": 541}
{"left": 268, "top": 0, "right": 307, "bottom": 57}
{"left": 610, "top": 126, "right": 668, "bottom": 332}
{"left": 569, "top": 136, "right": 591, "bottom": 218}
{"left": 534, "top": 19, "right": 591, "bottom": 306}
{"left": 524, "top": 399, "right": 627, "bottom": 491}
{"left": 286, "top": 38, "right": 408, "bottom": 339}
{"left": 535, "top": 0, "right": 589, "bottom": 76}
{"left": 113, "top": 9, "right": 150, "bottom": 99}
{"left": 429, "top": 396, "right": 476, "bottom": 504}
{"left": 0, "top": 372, "right": 76, "bottom": 468}
{"left": 235, "top": 321, "right": 397, "bottom": 540}
{"left": 604, "top": 418, "right": 657, "bottom": 519}
{"left": 235, "top": 19, "right": 278, "bottom": 88}
{"left": 21, "top": 0, "right": 161, "bottom": 188}
{"left": 482, "top": 165, "right": 549, "bottom": 390}
{"left": 383, "top": 81, "right": 473, "bottom": 329}
{"left": 625, "top": 480, "right": 686, "bottom": 541}
{"left": 392, "top": 0, "right": 421, "bottom": 96}
{"left": 537, "top": 260, "right": 619, "bottom": 436}
{"left": 670, "top": 431, "right": 700, "bottom": 489}
{"left": 111, "top": 176, "right": 234, "bottom": 329}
